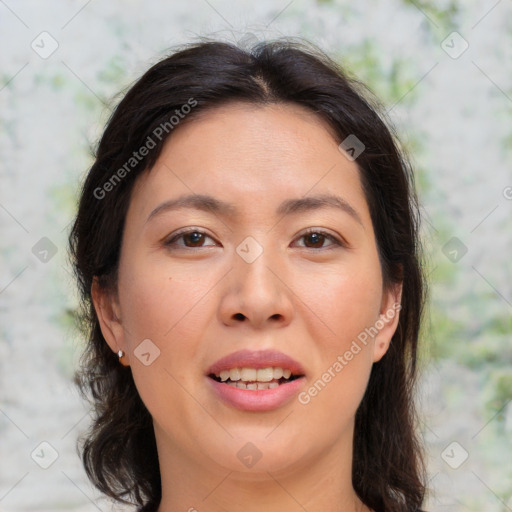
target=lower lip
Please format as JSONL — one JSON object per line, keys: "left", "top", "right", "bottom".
{"left": 207, "top": 377, "right": 305, "bottom": 412}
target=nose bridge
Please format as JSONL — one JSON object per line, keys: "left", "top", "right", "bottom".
{"left": 235, "top": 235, "right": 280, "bottom": 298}
{"left": 220, "top": 234, "right": 293, "bottom": 327}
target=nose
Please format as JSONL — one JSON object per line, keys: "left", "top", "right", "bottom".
{"left": 218, "top": 243, "right": 294, "bottom": 329}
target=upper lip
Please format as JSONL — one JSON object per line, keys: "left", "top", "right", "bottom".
{"left": 207, "top": 349, "right": 306, "bottom": 376}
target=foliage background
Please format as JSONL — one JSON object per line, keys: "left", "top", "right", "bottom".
{"left": 1, "top": 0, "right": 511, "bottom": 510}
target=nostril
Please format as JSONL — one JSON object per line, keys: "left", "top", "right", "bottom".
{"left": 233, "top": 313, "right": 245, "bottom": 321}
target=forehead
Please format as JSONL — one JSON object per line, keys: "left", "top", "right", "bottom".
{"left": 129, "top": 102, "right": 369, "bottom": 224}
{"left": 164, "top": 101, "right": 341, "bottom": 166}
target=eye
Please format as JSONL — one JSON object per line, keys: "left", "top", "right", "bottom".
{"left": 164, "top": 228, "right": 345, "bottom": 250}
{"left": 164, "top": 229, "right": 217, "bottom": 249}
{"left": 293, "top": 229, "right": 343, "bottom": 249}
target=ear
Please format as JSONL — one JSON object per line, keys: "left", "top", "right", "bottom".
{"left": 372, "top": 282, "right": 402, "bottom": 363}
{"left": 91, "top": 277, "right": 129, "bottom": 366}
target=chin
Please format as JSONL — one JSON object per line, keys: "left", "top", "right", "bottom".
{"left": 201, "top": 432, "right": 311, "bottom": 477}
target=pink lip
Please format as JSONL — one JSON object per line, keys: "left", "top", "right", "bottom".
{"left": 206, "top": 349, "right": 306, "bottom": 412}
{"left": 207, "top": 349, "right": 306, "bottom": 376}
{"left": 207, "top": 376, "right": 306, "bottom": 412}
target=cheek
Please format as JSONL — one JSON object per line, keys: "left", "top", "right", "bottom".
{"left": 116, "top": 255, "right": 221, "bottom": 402}
{"left": 294, "top": 260, "right": 381, "bottom": 412}
{"left": 118, "top": 254, "right": 213, "bottom": 342}
{"left": 296, "top": 259, "right": 383, "bottom": 345}
{"left": 116, "top": 260, "right": 208, "bottom": 418}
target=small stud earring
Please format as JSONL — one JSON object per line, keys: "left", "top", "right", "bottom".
{"left": 117, "top": 349, "right": 130, "bottom": 367}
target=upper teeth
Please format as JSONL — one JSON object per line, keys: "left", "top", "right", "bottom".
{"left": 217, "top": 367, "right": 292, "bottom": 382}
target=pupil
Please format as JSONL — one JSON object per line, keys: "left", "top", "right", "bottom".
{"left": 186, "top": 232, "right": 203, "bottom": 246}
{"left": 306, "top": 233, "right": 323, "bottom": 247}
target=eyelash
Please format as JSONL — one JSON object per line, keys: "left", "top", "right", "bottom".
{"left": 164, "top": 228, "right": 346, "bottom": 250}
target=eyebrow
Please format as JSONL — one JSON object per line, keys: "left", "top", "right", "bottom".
{"left": 146, "top": 193, "right": 363, "bottom": 225}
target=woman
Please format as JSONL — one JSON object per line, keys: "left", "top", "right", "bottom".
{"left": 69, "top": 38, "right": 427, "bottom": 512}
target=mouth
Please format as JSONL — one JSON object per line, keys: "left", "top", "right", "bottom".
{"left": 206, "top": 349, "right": 306, "bottom": 411}
{"left": 208, "top": 366, "right": 304, "bottom": 390}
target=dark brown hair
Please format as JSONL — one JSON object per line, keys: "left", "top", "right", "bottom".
{"left": 69, "top": 37, "right": 427, "bottom": 512}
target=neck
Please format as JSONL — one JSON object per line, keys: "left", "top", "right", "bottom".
{"left": 154, "top": 424, "right": 370, "bottom": 512}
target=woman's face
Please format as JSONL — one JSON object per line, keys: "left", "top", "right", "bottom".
{"left": 94, "top": 102, "right": 400, "bottom": 478}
